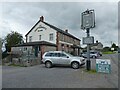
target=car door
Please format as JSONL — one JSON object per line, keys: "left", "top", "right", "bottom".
{"left": 51, "top": 53, "right": 61, "bottom": 64}
{"left": 59, "top": 53, "right": 71, "bottom": 65}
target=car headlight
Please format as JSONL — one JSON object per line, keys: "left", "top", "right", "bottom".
{"left": 81, "top": 58, "right": 85, "bottom": 62}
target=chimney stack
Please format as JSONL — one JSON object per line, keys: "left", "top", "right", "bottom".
{"left": 65, "top": 29, "right": 68, "bottom": 33}
{"left": 96, "top": 40, "right": 98, "bottom": 43}
{"left": 40, "top": 16, "right": 44, "bottom": 22}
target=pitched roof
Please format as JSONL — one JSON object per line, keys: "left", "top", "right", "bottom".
{"left": 25, "top": 20, "right": 40, "bottom": 37}
{"left": 91, "top": 42, "right": 103, "bottom": 46}
{"left": 25, "top": 20, "right": 80, "bottom": 41}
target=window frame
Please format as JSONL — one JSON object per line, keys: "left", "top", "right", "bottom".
{"left": 39, "top": 35, "right": 42, "bottom": 40}
{"left": 49, "top": 33, "right": 54, "bottom": 41}
{"left": 29, "top": 36, "right": 32, "bottom": 42}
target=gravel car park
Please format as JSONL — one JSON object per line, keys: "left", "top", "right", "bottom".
{"left": 2, "top": 54, "right": 118, "bottom": 88}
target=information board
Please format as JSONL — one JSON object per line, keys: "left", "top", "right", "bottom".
{"left": 83, "top": 36, "right": 94, "bottom": 44}
{"left": 96, "top": 59, "right": 111, "bottom": 73}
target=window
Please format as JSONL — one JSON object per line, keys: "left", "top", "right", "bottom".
{"left": 24, "top": 47, "right": 27, "bottom": 51}
{"left": 49, "top": 33, "right": 54, "bottom": 41}
{"left": 45, "top": 52, "right": 67, "bottom": 57}
{"left": 39, "top": 35, "right": 42, "bottom": 40}
{"left": 62, "top": 34, "right": 65, "bottom": 41}
{"left": 45, "top": 53, "right": 54, "bottom": 57}
{"left": 45, "top": 53, "right": 51, "bottom": 57}
{"left": 29, "top": 36, "right": 32, "bottom": 42}
{"left": 59, "top": 53, "right": 67, "bottom": 57}
{"left": 38, "top": 29, "right": 43, "bottom": 32}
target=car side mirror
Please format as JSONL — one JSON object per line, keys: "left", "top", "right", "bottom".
{"left": 67, "top": 56, "right": 69, "bottom": 58}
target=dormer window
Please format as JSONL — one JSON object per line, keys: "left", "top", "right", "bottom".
{"left": 38, "top": 29, "right": 43, "bottom": 32}
{"left": 35, "top": 26, "right": 47, "bottom": 32}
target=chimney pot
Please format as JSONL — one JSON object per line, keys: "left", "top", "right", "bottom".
{"left": 65, "top": 29, "right": 68, "bottom": 33}
{"left": 40, "top": 16, "right": 44, "bottom": 22}
{"left": 96, "top": 40, "right": 98, "bottom": 43}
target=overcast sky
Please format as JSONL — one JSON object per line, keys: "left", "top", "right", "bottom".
{"left": 0, "top": 2, "right": 118, "bottom": 47}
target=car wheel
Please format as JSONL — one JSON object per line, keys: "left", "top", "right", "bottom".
{"left": 45, "top": 61, "right": 52, "bottom": 68}
{"left": 71, "top": 62, "right": 79, "bottom": 69}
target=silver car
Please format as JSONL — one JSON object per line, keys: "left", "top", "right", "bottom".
{"left": 42, "top": 51, "right": 85, "bottom": 69}
{"left": 82, "top": 51, "right": 99, "bottom": 58}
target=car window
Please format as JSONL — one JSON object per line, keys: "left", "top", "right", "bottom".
{"left": 53, "top": 53, "right": 59, "bottom": 57}
{"left": 45, "top": 52, "right": 67, "bottom": 57}
{"left": 90, "top": 52, "right": 97, "bottom": 54}
{"left": 45, "top": 53, "right": 54, "bottom": 57}
{"left": 83, "top": 52, "right": 87, "bottom": 54}
{"left": 90, "top": 52, "right": 94, "bottom": 54}
{"left": 45, "top": 53, "right": 60, "bottom": 57}
{"left": 59, "top": 53, "right": 67, "bottom": 57}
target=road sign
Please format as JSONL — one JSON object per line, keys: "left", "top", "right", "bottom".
{"left": 81, "top": 9, "right": 95, "bottom": 30}
{"left": 83, "top": 36, "right": 94, "bottom": 44}
{"left": 96, "top": 59, "right": 111, "bottom": 73}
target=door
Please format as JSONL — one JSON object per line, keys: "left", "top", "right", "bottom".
{"left": 51, "top": 53, "right": 61, "bottom": 64}
{"left": 59, "top": 53, "right": 71, "bottom": 65}
{"left": 34, "top": 46, "right": 38, "bottom": 57}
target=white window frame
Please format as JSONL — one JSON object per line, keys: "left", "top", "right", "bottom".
{"left": 49, "top": 33, "right": 54, "bottom": 41}
{"left": 29, "top": 36, "right": 32, "bottom": 42}
{"left": 39, "top": 35, "right": 42, "bottom": 40}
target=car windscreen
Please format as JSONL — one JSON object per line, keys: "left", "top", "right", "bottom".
{"left": 65, "top": 52, "right": 73, "bottom": 57}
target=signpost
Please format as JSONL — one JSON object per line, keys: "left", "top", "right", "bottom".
{"left": 96, "top": 59, "right": 111, "bottom": 73}
{"left": 81, "top": 9, "right": 95, "bottom": 70}
{"left": 81, "top": 9, "right": 95, "bottom": 30}
{"left": 83, "top": 36, "right": 94, "bottom": 44}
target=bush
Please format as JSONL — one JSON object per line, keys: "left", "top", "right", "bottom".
{"left": 2, "top": 51, "right": 9, "bottom": 59}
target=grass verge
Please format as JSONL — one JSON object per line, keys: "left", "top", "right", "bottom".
{"left": 8, "top": 64, "right": 25, "bottom": 67}
{"left": 84, "top": 69, "right": 97, "bottom": 74}
{"left": 102, "top": 51, "right": 116, "bottom": 54}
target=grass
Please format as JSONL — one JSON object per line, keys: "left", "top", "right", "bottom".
{"left": 84, "top": 69, "right": 97, "bottom": 74}
{"left": 8, "top": 64, "right": 25, "bottom": 67}
{"left": 102, "top": 51, "right": 116, "bottom": 54}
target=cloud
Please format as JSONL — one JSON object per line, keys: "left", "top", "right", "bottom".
{"left": 0, "top": 2, "right": 118, "bottom": 47}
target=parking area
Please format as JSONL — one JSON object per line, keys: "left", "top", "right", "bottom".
{"left": 2, "top": 54, "right": 118, "bottom": 88}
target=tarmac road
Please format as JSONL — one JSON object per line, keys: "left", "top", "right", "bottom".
{"left": 0, "top": 66, "right": 2, "bottom": 90}
{"left": 2, "top": 54, "right": 118, "bottom": 88}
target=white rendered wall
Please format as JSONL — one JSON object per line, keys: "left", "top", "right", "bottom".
{"left": 26, "top": 21, "right": 57, "bottom": 44}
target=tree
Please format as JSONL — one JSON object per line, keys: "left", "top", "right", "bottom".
{"left": 102, "top": 47, "right": 111, "bottom": 52}
{"left": 5, "top": 31, "right": 24, "bottom": 52}
{"left": 0, "top": 38, "right": 5, "bottom": 46}
{"left": 0, "top": 38, "right": 5, "bottom": 51}
{"left": 0, "top": 38, "right": 2, "bottom": 48}
{"left": 111, "top": 43, "right": 118, "bottom": 51}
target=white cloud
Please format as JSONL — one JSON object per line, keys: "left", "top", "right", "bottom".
{"left": 0, "top": 0, "right": 119, "bottom": 2}
{"left": 0, "top": 2, "right": 118, "bottom": 47}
